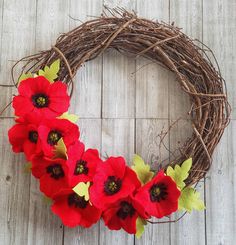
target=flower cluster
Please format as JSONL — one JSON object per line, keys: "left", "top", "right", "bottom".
{"left": 8, "top": 62, "right": 204, "bottom": 237}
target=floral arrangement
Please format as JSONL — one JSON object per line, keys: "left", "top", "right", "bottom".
{"left": 8, "top": 60, "right": 205, "bottom": 237}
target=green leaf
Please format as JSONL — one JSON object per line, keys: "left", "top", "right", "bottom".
{"left": 58, "top": 112, "right": 79, "bottom": 123}
{"left": 135, "top": 217, "right": 147, "bottom": 239}
{"left": 38, "top": 59, "right": 60, "bottom": 82}
{"left": 18, "top": 72, "right": 33, "bottom": 86}
{"left": 73, "top": 182, "right": 90, "bottom": 201}
{"left": 178, "top": 187, "right": 205, "bottom": 212}
{"left": 131, "top": 154, "right": 154, "bottom": 185}
{"left": 23, "top": 162, "right": 32, "bottom": 173}
{"left": 166, "top": 158, "right": 192, "bottom": 190}
{"left": 53, "top": 138, "right": 68, "bottom": 160}
{"left": 42, "top": 195, "right": 52, "bottom": 205}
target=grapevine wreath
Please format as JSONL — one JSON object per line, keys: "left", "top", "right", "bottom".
{"left": 6, "top": 9, "right": 230, "bottom": 237}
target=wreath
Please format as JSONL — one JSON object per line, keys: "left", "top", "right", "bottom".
{"left": 7, "top": 9, "right": 230, "bottom": 237}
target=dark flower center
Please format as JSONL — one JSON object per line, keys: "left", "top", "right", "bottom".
{"left": 117, "top": 201, "right": 135, "bottom": 220}
{"left": 68, "top": 193, "right": 88, "bottom": 209}
{"left": 74, "top": 160, "right": 88, "bottom": 175}
{"left": 46, "top": 164, "right": 64, "bottom": 180}
{"left": 47, "top": 130, "right": 62, "bottom": 145}
{"left": 28, "top": 130, "right": 38, "bottom": 143}
{"left": 104, "top": 176, "right": 122, "bottom": 195}
{"left": 32, "top": 93, "right": 49, "bottom": 108}
{"left": 149, "top": 183, "right": 168, "bottom": 202}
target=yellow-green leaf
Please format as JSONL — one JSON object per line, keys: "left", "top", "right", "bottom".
{"left": 18, "top": 72, "right": 33, "bottom": 86}
{"left": 23, "top": 162, "right": 32, "bottom": 173}
{"left": 166, "top": 158, "right": 192, "bottom": 190}
{"left": 73, "top": 182, "right": 90, "bottom": 201}
{"left": 38, "top": 59, "right": 60, "bottom": 82}
{"left": 58, "top": 112, "right": 79, "bottom": 123}
{"left": 50, "top": 58, "right": 60, "bottom": 73}
{"left": 42, "top": 195, "right": 52, "bottom": 205}
{"left": 53, "top": 138, "right": 68, "bottom": 160}
{"left": 178, "top": 187, "right": 205, "bottom": 212}
{"left": 135, "top": 217, "right": 147, "bottom": 239}
{"left": 131, "top": 154, "right": 154, "bottom": 185}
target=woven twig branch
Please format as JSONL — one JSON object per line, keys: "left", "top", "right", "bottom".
{"left": 11, "top": 8, "right": 231, "bottom": 186}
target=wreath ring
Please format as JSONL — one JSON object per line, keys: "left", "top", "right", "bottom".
{"left": 13, "top": 9, "right": 230, "bottom": 185}
{"left": 8, "top": 8, "right": 231, "bottom": 235}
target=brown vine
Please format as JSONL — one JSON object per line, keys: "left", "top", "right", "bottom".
{"left": 10, "top": 8, "right": 231, "bottom": 186}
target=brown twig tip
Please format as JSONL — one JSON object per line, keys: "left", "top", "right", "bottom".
{"left": 9, "top": 7, "right": 231, "bottom": 186}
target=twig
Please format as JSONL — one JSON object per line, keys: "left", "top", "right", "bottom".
{"left": 136, "top": 34, "right": 180, "bottom": 58}
{"left": 147, "top": 212, "right": 187, "bottom": 224}
{"left": 0, "top": 100, "right": 13, "bottom": 116}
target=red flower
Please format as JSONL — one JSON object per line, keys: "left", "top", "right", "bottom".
{"left": 90, "top": 157, "right": 141, "bottom": 210}
{"left": 67, "top": 141, "right": 102, "bottom": 187}
{"left": 102, "top": 195, "right": 148, "bottom": 234}
{"left": 134, "top": 171, "right": 181, "bottom": 218}
{"left": 32, "top": 156, "right": 69, "bottom": 197}
{"left": 38, "top": 118, "right": 80, "bottom": 157}
{"left": 51, "top": 189, "right": 102, "bottom": 228}
{"left": 13, "top": 76, "right": 70, "bottom": 118}
{"left": 8, "top": 115, "right": 42, "bottom": 160}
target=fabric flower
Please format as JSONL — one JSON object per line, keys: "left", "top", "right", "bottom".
{"left": 38, "top": 118, "right": 79, "bottom": 157}
{"left": 8, "top": 115, "right": 42, "bottom": 160}
{"left": 31, "top": 156, "right": 69, "bottom": 197}
{"left": 51, "top": 189, "right": 102, "bottom": 228}
{"left": 13, "top": 76, "right": 70, "bottom": 118}
{"left": 67, "top": 141, "right": 102, "bottom": 187}
{"left": 90, "top": 157, "right": 141, "bottom": 210}
{"left": 134, "top": 170, "right": 181, "bottom": 218}
{"left": 102, "top": 195, "right": 148, "bottom": 234}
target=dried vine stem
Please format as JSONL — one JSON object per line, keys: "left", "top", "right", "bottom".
{"left": 147, "top": 211, "right": 187, "bottom": 224}
{"left": 11, "top": 8, "right": 231, "bottom": 186}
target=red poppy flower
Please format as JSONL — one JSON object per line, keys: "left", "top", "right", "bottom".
{"left": 8, "top": 115, "right": 42, "bottom": 160}
{"left": 38, "top": 118, "right": 80, "bottom": 157}
{"left": 134, "top": 170, "right": 181, "bottom": 218}
{"left": 51, "top": 189, "right": 102, "bottom": 228}
{"left": 31, "top": 156, "right": 69, "bottom": 197}
{"left": 89, "top": 157, "right": 141, "bottom": 210}
{"left": 102, "top": 195, "right": 148, "bottom": 234}
{"left": 13, "top": 76, "right": 70, "bottom": 118}
{"left": 66, "top": 141, "right": 102, "bottom": 187}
